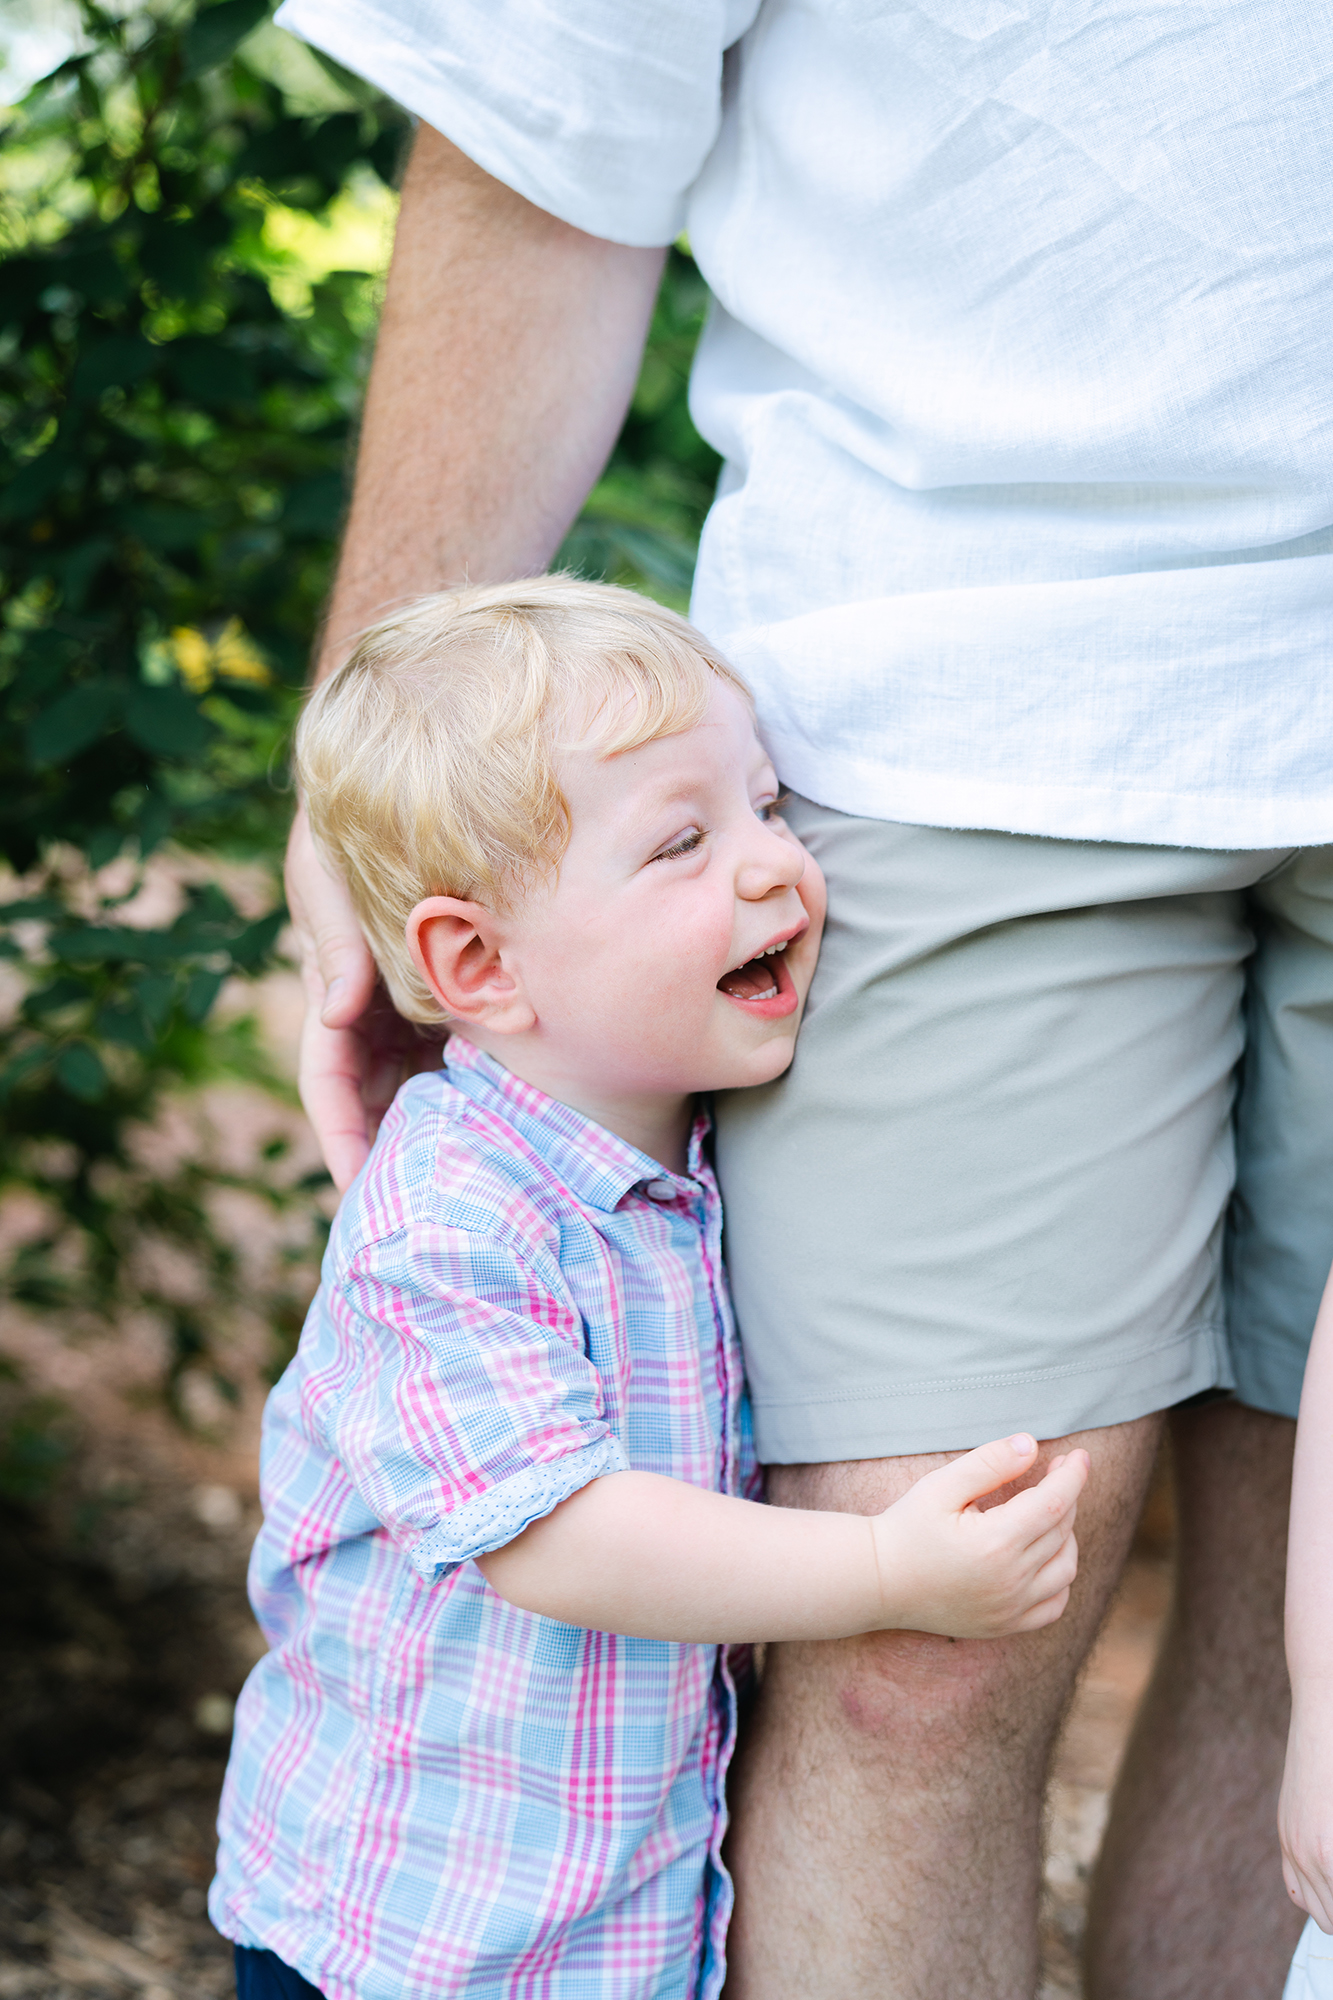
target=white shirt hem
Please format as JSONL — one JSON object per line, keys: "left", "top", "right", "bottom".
{"left": 766, "top": 731, "right": 1333, "bottom": 851}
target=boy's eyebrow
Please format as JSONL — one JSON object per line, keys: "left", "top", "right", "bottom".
{"left": 618, "top": 751, "right": 775, "bottom": 839}
{"left": 622, "top": 774, "right": 709, "bottom": 825}
{"left": 609, "top": 786, "right": 709, "bottom": 861}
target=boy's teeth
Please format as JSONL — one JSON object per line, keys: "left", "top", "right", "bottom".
{"left": 717, "top": 942, "right": 787, "bottom": 1002}
{"left": 729, "top": 940, "right": 788, "bottom": 972}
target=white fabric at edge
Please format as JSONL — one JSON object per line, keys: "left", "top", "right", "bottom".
{"left": 1286, "top": 1918, "right": 1333, "bottom": 2000}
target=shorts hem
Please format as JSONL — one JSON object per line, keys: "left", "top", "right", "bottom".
{"left": 1229, "top": 1339, "right": 1306, "bottom": 1424}
{"left": 752, "top": 1320, "right": 1231, "bottom": 1463}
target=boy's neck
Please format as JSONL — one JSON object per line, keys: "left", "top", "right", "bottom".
{"left": 457, "top": 1031, "right": 696, "bottom": 1175}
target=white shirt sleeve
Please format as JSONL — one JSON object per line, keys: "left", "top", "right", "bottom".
{"left": 273, "top": 0, "right": 759, "bottom": 246}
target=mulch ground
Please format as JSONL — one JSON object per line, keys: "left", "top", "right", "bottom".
{"left": 0, "top": 1468, "right": 260, "bottom": 1998}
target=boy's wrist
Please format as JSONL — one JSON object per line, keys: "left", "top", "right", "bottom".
{"left": 864, "top": 1508, "right": 918, "bottom": 1632}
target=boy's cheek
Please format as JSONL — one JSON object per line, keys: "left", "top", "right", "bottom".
{"left": 795, "top": 853, "right": 828, "bottom": 957}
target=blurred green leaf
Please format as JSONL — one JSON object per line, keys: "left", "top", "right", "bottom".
{"left": 1, "top": 448, "right": 78, "bottom": 519}
{"left": 134, "top": 974, "right": 177, "bottom": 1026}
{"left": 52, "top": 537, "right": 116, "bottom": 611}
{"left": 96, "top": 1000, "right": 154, "bottom": 1050}
{"left": 27, "top": 685, "right": 121, "bottom": 765}
{"left": 0, "top": 1394, "right": 74, "bottom": 1504}
{"left": 230, "top": 907, "right": 285, "bottom": 967}
{"left": 184, "top": 967, "right": 226, "bottom": 1021}
{"left": 25, "top": 979, "right": 88, "bottom": 1016}
{"left": 125, "top": 686, "right": 212, "bottom": 760}
{"left": 166, "top": 336, "right": 258, "bottom": 405}
{"left": 71, "top": 334, "right": 159, "bottom": 402}
{"left": 183, "top": 0, "right": 271, "bottom": 78}
{"left": 54, "top": 1042, "right": 107, "bottom": 1101}
{"left": 283, "top": 473, "right": 344, "bottom": 536}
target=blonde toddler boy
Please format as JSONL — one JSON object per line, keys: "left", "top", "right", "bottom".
{"left": 210, "top": 577, "right": 1088, "bottom": 2000}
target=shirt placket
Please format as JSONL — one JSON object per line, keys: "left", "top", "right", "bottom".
{"left": 683, "top": 1162, "right": 745, "bottom": 2000}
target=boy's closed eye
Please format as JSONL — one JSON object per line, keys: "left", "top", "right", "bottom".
{"left": 651, "top": 827, "right": 707, "bottom": 863}
{"left": 648, "top": 793, "right": 787, "bottom": 866}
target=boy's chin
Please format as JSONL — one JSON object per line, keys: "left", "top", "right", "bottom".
{"left": 704, "top": 1030, "right": 799, "bottom": 1094}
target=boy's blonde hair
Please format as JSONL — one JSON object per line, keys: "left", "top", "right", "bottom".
{"left": 294, "top": 574, "right": 753, "bottom": 1023}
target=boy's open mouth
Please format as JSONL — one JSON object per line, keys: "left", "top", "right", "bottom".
{"left": 717, "top": 938, "right": 793, "bottom": 1005}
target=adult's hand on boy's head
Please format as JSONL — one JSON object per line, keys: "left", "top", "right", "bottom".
{"left": 286, "top": 808, "right": 435, "bottom": 1190}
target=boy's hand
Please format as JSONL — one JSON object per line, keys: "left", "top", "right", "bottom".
{"left": 870, "top": 1435, "right": 1089, "bottom": 1639}
{"left": 1281, "top": 1691, "right": 1333, "bottom": 1935}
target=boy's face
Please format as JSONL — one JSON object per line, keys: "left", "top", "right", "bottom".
{"left": 429, "top": 683, "right": 825, "bottom": 1108}
{"left": 521, "top": 682, "right": 825, "bottom": 1098}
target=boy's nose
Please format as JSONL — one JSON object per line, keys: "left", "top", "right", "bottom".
{"left": 736, "top": 825, "right": 805, "bottom": 900}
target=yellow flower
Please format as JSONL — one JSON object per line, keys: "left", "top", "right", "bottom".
{"left": 169, "top": 619, "right": 272, "bottom": 694}
{"left": 213, "top": 617, "right": 272, "bottom": 686}
{"left": 170, "top": 625, "right": 213, "bottom": 694}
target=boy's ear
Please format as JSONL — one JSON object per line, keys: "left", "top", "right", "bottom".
{"left": 406, "top": 897, "right": 535, "bottom": 1033}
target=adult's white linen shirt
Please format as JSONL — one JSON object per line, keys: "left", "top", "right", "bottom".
{"left": 275, "top": 0, "right": 1333, "bottom": 848}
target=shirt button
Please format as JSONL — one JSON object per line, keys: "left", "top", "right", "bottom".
{"left": 644, "top": 1178, "right": 676, "bottom": 1201}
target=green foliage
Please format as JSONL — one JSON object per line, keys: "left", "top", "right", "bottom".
{"left": 0, "top": 0, "right": 410, "bottom": 1425}
{"left": 0, "top": 0, "right": 718, "bottom": 1437}
{"left": 0, "top": 1359, "right": 74, "bottom": 1505}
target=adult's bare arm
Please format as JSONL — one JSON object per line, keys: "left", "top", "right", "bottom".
{"left": 287, "top": 123, "right": 665, "bottom": 1189}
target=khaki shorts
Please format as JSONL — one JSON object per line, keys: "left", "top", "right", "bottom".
{"left": 714, "top": 802, "right": 1333, "bottom": 1463}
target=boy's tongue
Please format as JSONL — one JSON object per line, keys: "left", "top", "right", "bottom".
{"left": 718, "top": 955, "right": 778, "bottom": 1001}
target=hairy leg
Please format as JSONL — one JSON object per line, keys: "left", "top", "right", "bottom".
{"left": 1085, "top": 1398, "right": 1300, "bottom": 2000}
{"left": 723, "top": 1413, "right": 1162, "bottom": 2000}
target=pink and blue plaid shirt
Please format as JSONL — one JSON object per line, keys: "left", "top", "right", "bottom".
{"left": 210, "top": 1038, "right": 756, "bottom": 2000}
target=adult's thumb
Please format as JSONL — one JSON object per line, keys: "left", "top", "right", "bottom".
{"left": 315, "top": 933, "right": 378, "bottom": 1027}
{"left": 929, "top": 1434, "right": 1039, "bottom": 1511}
{"left": 286, "top": 809, "right": 376, "bottom": 1024}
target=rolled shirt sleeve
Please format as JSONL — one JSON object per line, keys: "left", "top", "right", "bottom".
{"left": 272, "top": 0, "right": 754, "bottom": 246}
{"left": 320, "top": 1225, "right": 628, "bottom": 1580}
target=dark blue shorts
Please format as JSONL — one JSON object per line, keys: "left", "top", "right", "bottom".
{"left": 233, "top": 1946, "right": 324, "bottom": 1999}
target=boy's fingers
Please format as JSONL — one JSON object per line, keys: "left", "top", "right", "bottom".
{"left": 1015, "top": 1517, "right": 1077, "bottom": 1575}
{"left": 989, "top": 1454, "right": 1088, "bottom": 1546}
{"left": 926, "top": 1434, "right": 1040, "bottom": 1511}
{"left": 1024, "top": 1450, "right": 1090, "bottom": 1521}
{"left": 1012, "top": 1585, "right": 1072, "bottom": 1631}
{"left": 1028, "top": 1532, "right": 1079, "bottom": 1603}
{"left": 1000, "top": 1486, "right": 1079, "bottom": 1549}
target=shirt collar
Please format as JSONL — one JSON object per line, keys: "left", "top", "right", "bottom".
{"left": 441, "top": 1035, "right": 711, "bottom": 1213}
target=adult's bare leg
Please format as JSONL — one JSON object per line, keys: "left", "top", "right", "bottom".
{"left": 1085, "top": 1398, "right": 1300, "bottom": 2000}
{"left": 724, "top": 1414, "right": 1162, "bottom": 2000}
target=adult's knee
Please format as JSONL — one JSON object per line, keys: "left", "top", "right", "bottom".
{"left": 817, "top": 1623, "right": 1055, "bottom": 1756}
{"left": 764, "top": 1414, "right": 1161, "bottom": 1759}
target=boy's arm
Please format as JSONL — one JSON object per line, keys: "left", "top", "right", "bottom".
{"left": 1281, "top": 1265, "right": 1333, "bottom": 1932}
{"left": 477, "top": 1435, "right": 1088, "bottom": 1644}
